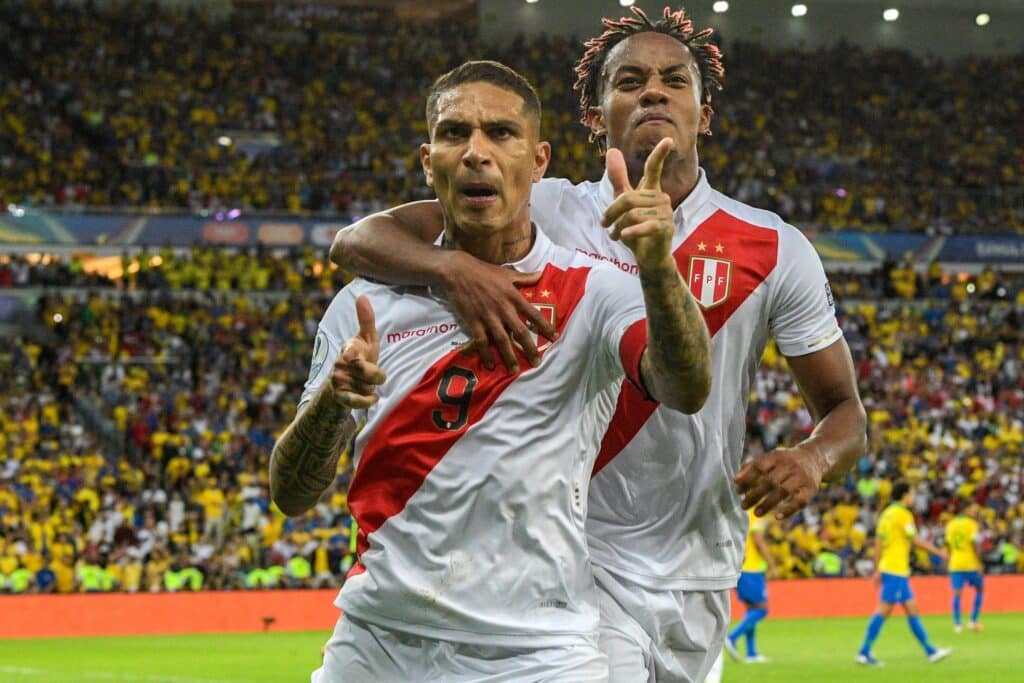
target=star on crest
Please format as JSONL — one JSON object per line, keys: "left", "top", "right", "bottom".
{"left": 697, "top": 242, "right": 707, "bottom": 252}
{"left": 522, "top": 290, "right": 534, "bottom": 299}
{"left": 539, "top": 289, "right": 552, "bottom": 299}
{"left": 715, "top": 243, "right": 725, "bottom": 253}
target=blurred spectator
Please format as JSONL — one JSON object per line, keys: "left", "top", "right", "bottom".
{"left": 0, "top": 1, "right": 1020, "bottom": 233}
{"left": 1, "top": 259, "right": 1019, "bottom": 590}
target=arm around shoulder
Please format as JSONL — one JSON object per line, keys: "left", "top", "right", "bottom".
{"left": 329, "top": 200, "right": 449, "bottom": 285}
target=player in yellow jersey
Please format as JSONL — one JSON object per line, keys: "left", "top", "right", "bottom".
{"left": 946, "top": 503, "right": 984, "bottom": 633}
{"left": 723, "top": 508, "right": 776, "bottom": 664}
{"left": 856, "top": 481, "right": 951, "bottom": 666}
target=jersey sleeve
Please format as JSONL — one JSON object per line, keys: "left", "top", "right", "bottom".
{"left": 583, "top": 264, "right": 649, "bottom": 395}
{"left": 902, "top": 510, "right": 918, "bottom": 539}
{"left": 298, "top": 287, "right": 359, "bottom": 410}
{"left": 768, "top": 224, "right": 843, "bottom": 357}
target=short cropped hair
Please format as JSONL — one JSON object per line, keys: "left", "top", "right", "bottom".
{"left": 891, "top": 481, "right": 911, "bottom": 502}
{"left": 425, "top": 60, "right": 542, "bottom": 133}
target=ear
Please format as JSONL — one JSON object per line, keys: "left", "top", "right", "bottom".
{"left": 699, "top": 104, "right": 714, "bottom": 136}
{"left": 420, "top": 143, "right": 433, "bottom": 187}
{"left": 584, "top": 106, "right": 606, "bottom": 139}
{"left": 532, "top": 141, "right": 551, "bottom": 182}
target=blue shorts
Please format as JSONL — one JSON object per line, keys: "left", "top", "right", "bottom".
{"left": 950, "top": 571, "right": 983, "bottom": 591}
{"left": 880, "top": 573, "right": 914, "bottom": 604}
{"left": 737, "top": 571, "right": 768, "bottom": 605}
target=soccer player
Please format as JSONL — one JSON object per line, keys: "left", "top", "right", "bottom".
{"left": 330, "top": 7, "right": 867, "bottom": 681}
{"left": 856, "top": 480, "right": 952, "bottom": 666}
{"left": 724, "top": 509, "right": 776, "bottom": 664}
{"left": 946, "top": 503, "right": 985, "bottom": 633}
{"left": 270, "top": 60, "right": 712, "bottom": 681}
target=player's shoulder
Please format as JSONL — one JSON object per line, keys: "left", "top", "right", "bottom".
{"left": 542, "top": 239, "right": 630, "bottom": 278}
{"left": 320, "top": 278, "right": 425, "bottom": 327}
{"left": 531, "top": 176, "right": 604, "bottom": 224}
{"left": 707, "top": 188, "right": 815, "bottom": 254}
{"left": 323, "top": 277, "right": 376, "bottom": 313}
{"left": 534, "top": 175, "right": 600, "bottom": 202}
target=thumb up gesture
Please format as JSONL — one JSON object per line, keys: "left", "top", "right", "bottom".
{"left": 329, "top": 295, "right": 386, "bottom": 409}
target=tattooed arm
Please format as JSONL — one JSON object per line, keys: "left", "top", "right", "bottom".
{"left": 602, "top": 139, "right": 712, "bottom": 414}
{"left": 637, "top": 263, "right": 711, "bottom": 413}
{"left": 270, "top": 388, "right": 357, "bottom": 517}
{"left": 271, "top": 295, "right": 386, "bottom": 516}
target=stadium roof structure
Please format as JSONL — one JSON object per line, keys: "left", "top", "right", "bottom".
{"left": 479, "top": 0, "right": 1024, "bottom": 57}
{"left": 231, "top": 0, "right": 475, "bottom": 20}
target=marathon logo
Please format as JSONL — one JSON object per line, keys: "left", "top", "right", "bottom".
{"left": 386, "top": 321, "right": 460, "bottom": 344}
{"left": 574, "top": 248, "right": 639, "bottom": 275}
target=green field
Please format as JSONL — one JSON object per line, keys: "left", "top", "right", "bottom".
{"left": 1, "top": 614, "right": 1020, "bottom": 682}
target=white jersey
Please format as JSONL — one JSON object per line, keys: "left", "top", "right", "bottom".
{"left": 301, "top": 228, "right": 649, "bottom": 646}
{"left": 530, "top": 170, "right": 842, "bottom": 591}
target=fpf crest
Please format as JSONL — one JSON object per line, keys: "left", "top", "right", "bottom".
{"left": 530, "top": 304, "right": 556, "bottom": 352}
{"left": 687, "top": 256, "right": 732, "bottom": 308}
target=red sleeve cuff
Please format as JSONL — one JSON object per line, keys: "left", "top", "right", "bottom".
{"left": 619, "top": 319, "right": 655, "bottom": 402}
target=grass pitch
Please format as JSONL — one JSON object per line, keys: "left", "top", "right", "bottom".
{"left": 0, "top": 613, "right": 1019, "bottom": 682}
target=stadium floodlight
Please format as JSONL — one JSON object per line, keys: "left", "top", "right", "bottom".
{"left": 883, "top": 8, "right": 899, "bottom": 21}
{"left": 976, "top": 13, "right": 990, "bottom": 26}
{"left": 791, "top": 4, "right": 807, "bottom": 17}
{"left": 525, "top": 0, "right": 539, "bottom": 4}
{"left": 217, "top": 135, "right": 232, "bottom": 147}
{"left": 619, "top": 0, "right": 635, "bottom": 6}
{"left": 712, "top": 1, "right": 729, "bottom": 12}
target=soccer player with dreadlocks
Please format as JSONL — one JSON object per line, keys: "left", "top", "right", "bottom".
{"left": 331, "top": 6, "right": 868, "bottom": 682}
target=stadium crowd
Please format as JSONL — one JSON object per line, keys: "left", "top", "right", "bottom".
{"left": 0, "top": 246, "right": 346, "bottom": 292}
{"left": 0, "top": 0, "right": 1022, "bottom": 596}
{"left": 0, "top": 250, "right": 1021, "bottom": 594}
{"left": 1, "top": 0, "right": 1022, "bottom": 233}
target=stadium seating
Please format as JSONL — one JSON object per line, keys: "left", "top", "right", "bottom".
{"left": 0, "top": 1, "right": 1021, "bottom": 593}
{"left": 1, "top": 0, "right": 1021, "bottom": 233}
{"left": 1, "top": 251, "right": 1021, "bottom": 592}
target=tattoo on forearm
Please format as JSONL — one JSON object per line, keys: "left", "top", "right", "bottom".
{"left": 639, "top": 263, "right": 712, "bottom": 404}
{"left": 270, "top": 390, "right": 354, "bottom": 514}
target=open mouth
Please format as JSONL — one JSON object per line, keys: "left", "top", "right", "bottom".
{"left": 460, "top": 184, "right": 499, "bottom": 206}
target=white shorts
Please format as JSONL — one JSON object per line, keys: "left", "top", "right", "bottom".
{"left": 312, "top": 614, "right": 608, "bottom": 683}
{"left": 594, "top": 565, "right": 731, "bottom": 683}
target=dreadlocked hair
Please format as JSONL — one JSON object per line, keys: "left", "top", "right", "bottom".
{"left": 573, "top": 6, "right": 725, "bottom": 148}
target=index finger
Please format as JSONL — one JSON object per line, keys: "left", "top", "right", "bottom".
{"left": 637, "top": 138, "right": 675, "bottom": 192}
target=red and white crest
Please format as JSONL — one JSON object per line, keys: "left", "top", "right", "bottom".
{"left": 687, "top": 257, "right": 732, "bottom": 308}
{"left": 529, "top": 304, "right": 557, "bottom": 352}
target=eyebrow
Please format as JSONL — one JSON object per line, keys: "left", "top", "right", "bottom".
{"left": 612, "top": 63, "right": 690, "bottom": 77}
{"left": 434, "top": 117, "right": 525, "bottom": 131}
